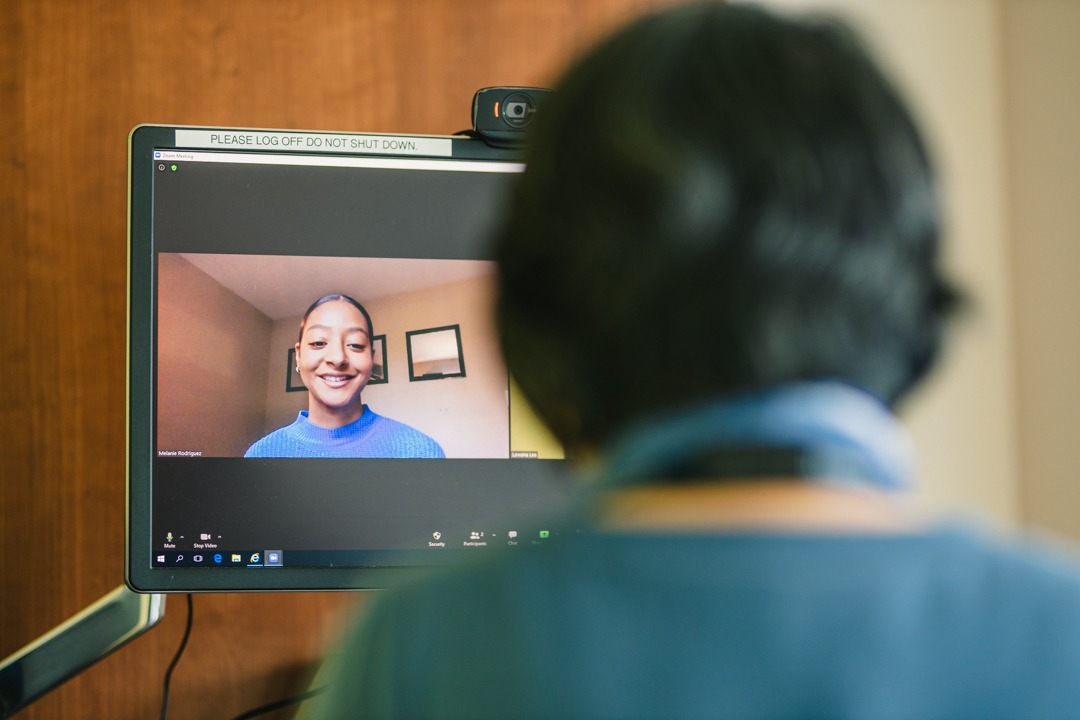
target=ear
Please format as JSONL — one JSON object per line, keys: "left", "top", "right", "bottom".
{"left": 294, "top": 342, "right": 302, "bottom": 366}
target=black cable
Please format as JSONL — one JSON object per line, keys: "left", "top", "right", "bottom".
{"left": 160, "top": 593, "right": 194, "bottom": 720}
{"left": 227, "top": 685, "right": 329, "bottom": 720}
{"left": 155, "top": 593, "right": 325, "bottom": 720}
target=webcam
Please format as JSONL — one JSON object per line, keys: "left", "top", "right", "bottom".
{"left": 471, "top": 87, "right": 553, "bottom": 148}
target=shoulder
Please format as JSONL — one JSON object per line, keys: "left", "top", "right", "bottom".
{"left": 927, "top": 527, "right": 1080, "bottom": 711}
{"left": 244, "top": 429, "right": 286, "bottom": 458}
{"left": 324, "top": 550, "right": 553, "bottom": 717}
{"left": 364, "top": 410, "right": 446, "bottom": 458}
{"left": 954, "top": 525, "right": 1080, "bottom": 612}
{"left": 243, "top": 416, "right": 305, "bottom": 458}
{"left": 926, "top": 523, "right": 1080, "bottom": 589}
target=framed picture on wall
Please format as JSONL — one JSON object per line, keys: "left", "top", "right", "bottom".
{"left": 370, "top": 334, "right": 388, "bottom": 385}
{"left": 286, "top": 348, "right": 306, "bottom": 392}
{"left": 406, "top": 324, "right": 466, "bottom": 381}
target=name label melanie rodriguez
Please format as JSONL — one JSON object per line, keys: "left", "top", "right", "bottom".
{"left": 173, "top": 129, "right": 452, "bottom": 157}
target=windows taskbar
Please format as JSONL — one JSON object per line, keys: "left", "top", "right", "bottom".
{"left": 152, "top": 540, "right": 559, "bottom": 569}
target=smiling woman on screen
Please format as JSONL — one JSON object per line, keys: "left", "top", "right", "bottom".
{"left": 244, "top": 294, "right": 445, "bottom": 459}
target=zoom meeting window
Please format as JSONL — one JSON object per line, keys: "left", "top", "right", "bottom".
{"left": 149, "top": 150, "right": 567, "bottom": 572}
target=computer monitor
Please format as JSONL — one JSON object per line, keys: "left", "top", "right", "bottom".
{"left": 127, "top": 125, "right": 571, "bottom": 592}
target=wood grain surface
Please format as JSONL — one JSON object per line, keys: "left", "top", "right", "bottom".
{"left": 0, "top": 1, "right": 678, "bottom": 717}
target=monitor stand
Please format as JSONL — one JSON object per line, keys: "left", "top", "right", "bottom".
{"left": 0, "top": 585, "right": 165, "bottom": 717}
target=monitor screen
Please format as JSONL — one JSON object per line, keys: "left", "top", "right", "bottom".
{"left": 127, "top": 126, "right": 572, "bottom": 592}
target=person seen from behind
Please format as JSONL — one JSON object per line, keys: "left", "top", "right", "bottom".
{"left": 318, "top": 4, "right": 1080, "bottom": 717}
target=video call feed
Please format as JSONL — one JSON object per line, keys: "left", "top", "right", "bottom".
{"left": 129, "top": 128, "right": 571, "bottom": 590}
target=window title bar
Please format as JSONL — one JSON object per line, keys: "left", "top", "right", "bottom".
{"left": 152, "top": 149, "right": 523, "bottom": 174}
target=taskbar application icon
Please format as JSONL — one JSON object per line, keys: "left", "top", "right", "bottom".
{"left": 246, "top": 550, "right": 284, "bottom": 567}
{"left": 154, "top": 550, "right": 284, "bottom": 568}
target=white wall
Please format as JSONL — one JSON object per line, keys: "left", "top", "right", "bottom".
{"left": 744, "top": 0, "right": 1019, "bottom": 523}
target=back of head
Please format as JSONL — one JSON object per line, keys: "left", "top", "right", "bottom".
{"left": 494, "top": 2, "right": 959, "bottom": 451}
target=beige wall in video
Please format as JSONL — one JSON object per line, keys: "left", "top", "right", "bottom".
{"left": 157, "top": 254, "right": 272, "bottom": 457}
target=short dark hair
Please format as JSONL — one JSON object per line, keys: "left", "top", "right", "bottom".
{"left": 298, "top": 294, "right": 374, "bottom": 346}
{"left": 493, "top": 3, "right": 961, "bottom": 450}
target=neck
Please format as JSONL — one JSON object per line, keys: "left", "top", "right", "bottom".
{"left": 307, "top": 403, "right": 365, "bottom": 429}
{"left": 579, "top": 381, "right": 921, "bottom": 533}
{"left": 598, "top": 480, "right": 919, "bottom": 534}
{"left": 599, "top": 381, "right": 915, "bottom": 492}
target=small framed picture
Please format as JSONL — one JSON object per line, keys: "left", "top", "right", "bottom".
{"left": 406, "top": 324, "right": 466, "bottom": 381}
{"left": 370, "top": 334, "right": 388, "bottom": 385}
{"left": 286, "top": 348, "right": 306, "bottom": 392}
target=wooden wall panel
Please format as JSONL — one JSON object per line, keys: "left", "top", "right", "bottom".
{"left": 1, "top": 1, "right": 678, "bottom": 717}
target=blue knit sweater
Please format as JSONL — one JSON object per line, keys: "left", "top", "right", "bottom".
{"left": 244, "top": 408, "right": 445, "bottom": 458}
